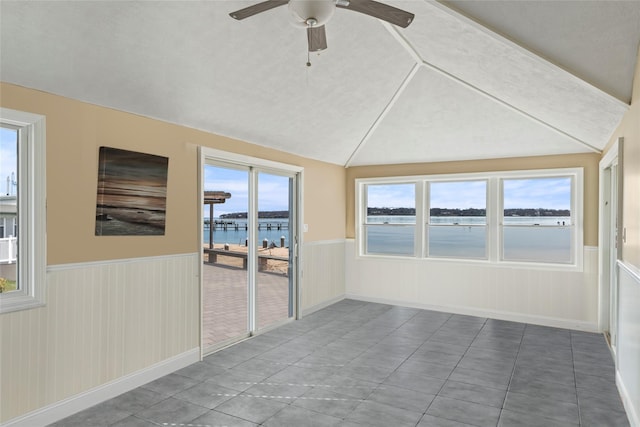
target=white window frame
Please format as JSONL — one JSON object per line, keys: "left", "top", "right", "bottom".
{"left": 361, "top": 180, "right": 420, "bottom": 257}
{"left": 426, "top": 178, "right": 489, "bottom": 260}
{"left": 0, "top": 108, "right": 47, "bottom": 313}
{"left": 356, "top": 167, "right": 583, "bottom": 271}
{"left": 499, "top": 171, "right": 581, "bottom": 267}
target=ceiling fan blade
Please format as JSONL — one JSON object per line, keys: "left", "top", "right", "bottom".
{"left": 337, "top": 0, "right": 414, "bottom": 28}
{"left": 307, "top": 25, "right": 328, "bottom": 52}
{"left": 229, "top": 0, "right": 288, "bottom": 20}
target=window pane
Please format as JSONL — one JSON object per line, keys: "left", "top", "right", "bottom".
{"left": 365, "top": 225, "right": 415, "bottom": 255}
{"left": 365, "top": 183, "right": 415, "bottom": 256}
{"left": 503, "top": 177, "right": 571, "bottom": 225}
{"left": 366, "top": 184, "right": 415, "bottom": 223}
{"left": 429, "top": 181, "right": 486, "bottom": 258}
{"left": 0, "top": 127, "right": 18, "bottom": 293}
{"left": 502, "top": 177, "right": 572, "bottom": 263}
{"left": 428, "top": 226, "right": 487, "bottom": 258}
{"left": 503, "top": 226, "right": 571, "bottom": 263}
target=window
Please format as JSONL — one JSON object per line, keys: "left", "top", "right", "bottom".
{"left": 501, "top": 176, "right": 574, "bottom": 264}
{"left": 357, "top": 168, "right": 583, "bottom": 268}
{"left": 428, "top": 180, "right": 487, "bottom": 259}
{"left": 0, "top": 108, "right": 46, "bottom": 313}
{"left": 364, "top": 183, "right": 416, "bottom": 256}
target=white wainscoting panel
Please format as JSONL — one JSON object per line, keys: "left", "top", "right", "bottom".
{"left": 345, "top": 240, "right": 599, "bottom": 331}
{"left": 0, "top": 253, "right": 200, "bottom": 426}
{"left": 300, "top": 240, "right": 345, "bottom": 314}
{"left": 616, "top": 261, "right": 640, "bottom": 427}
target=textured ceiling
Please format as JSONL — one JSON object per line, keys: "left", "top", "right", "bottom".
{"left": 1, "top": 0, "right": 639, "bottom": 167}
{"left": 443, "top": 0, "right": 640, "bottom": 104}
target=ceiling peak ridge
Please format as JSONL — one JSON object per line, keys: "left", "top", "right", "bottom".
{"left": 344, "top": 63, "right": 421, "bottom": 168}
{"left": 380, "top": 21, "right": 603, "bottom": 155}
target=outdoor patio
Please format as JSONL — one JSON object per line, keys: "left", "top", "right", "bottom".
{"left": 202, "top": 262, "right": 290, "bottom": 349}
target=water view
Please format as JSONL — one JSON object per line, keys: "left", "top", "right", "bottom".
{"left": 366, "top": 215, "right": 572, "bottom": 262}
{"left": 363, "top": 176, "right": 573, "bottom": 263}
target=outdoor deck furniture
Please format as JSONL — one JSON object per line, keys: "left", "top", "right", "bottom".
{"left": 204, "top": 248, "right": 288, "bottom": 271}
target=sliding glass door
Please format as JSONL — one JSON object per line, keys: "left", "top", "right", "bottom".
{"left": 201, "top": 151, "right": 300, "bottom": 353}
{"left": 256, "top": 172, "right": 295, "bottom": 331}
{"left": 202, "top": 164, "right": 250, "bottom": 349}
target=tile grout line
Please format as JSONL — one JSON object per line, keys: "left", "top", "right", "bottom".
{"left": 255, "top": 303, "right": 404, "bottom": 424}
{"left": 55, "top": 301, "right": 625, "bottom": 427}
{"left": 498, "top": 322, "right": 527, "bottom": 426}
{"left": 398, "top": 313, "right": 483, "bottom": 426}
{"left": 570, "top": 331, "right": 583, "bottom": 427}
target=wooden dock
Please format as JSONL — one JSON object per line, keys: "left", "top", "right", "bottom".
{"left": 204, "top": 221, "right": 288, "bottom": 231}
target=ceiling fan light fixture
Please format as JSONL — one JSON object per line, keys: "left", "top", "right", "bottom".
{"left": 288, "top": 0, "right": 336, "bottom": 28}
{"left": 229, "top": 0, "right": 415, "bottom": 55}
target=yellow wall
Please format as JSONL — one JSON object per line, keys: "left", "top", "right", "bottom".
{"left": 0, "top": 83, "right": 346, "bottom": 424}
{"left": 605, "top": 44, "right": 640, "bottom": 270}
{"left": 0, "top": 83, "right": 346, "bottom": 265}
{"left": 346, "top": 153, "right": 601, "bottom": 246}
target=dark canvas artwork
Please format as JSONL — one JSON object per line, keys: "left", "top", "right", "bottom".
{"left": 95, "top": 147, "right": 169, "bottom": 236}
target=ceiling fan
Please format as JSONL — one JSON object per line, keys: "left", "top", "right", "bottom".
{"left": 229, "top": 0, "right": 414, "bottom": 53}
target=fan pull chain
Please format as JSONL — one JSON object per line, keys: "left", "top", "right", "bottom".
{"left": 306, "top": 50, "right": 313, "bottom": 86}
{"left": 306, "top": 19, "right": 314, "bottom": 67}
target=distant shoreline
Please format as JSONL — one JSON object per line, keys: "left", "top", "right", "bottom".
{"left": 367, "top": 208, "right": 571, "bottom": 217}
{"left": 220, "top": 210, "right": 289, "bottom": 219}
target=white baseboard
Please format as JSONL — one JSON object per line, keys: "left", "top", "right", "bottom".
{"left": 1, "top": 348, "right": 200, "bottom": 427}
{"left": 301, "top": 294, "right": 345, "bottom": 317}
{"left": 345, "top": 294, "right": 599, "bottom": 332}
{"left": 617, "top": 370, "right": 639, "bottom": 427}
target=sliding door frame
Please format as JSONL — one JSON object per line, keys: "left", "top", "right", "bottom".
{"left": 598, "top": 137, "right": 623, "bottom": 357}
{"left": 198, "top": 147, "right": 304, "bottom": 357}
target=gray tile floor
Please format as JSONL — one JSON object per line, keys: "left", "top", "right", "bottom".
{"left": 52, "top": 299, "right": 630, "bottom": 427}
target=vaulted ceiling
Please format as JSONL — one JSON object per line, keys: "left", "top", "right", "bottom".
{"left": 1, "top": 1, "right": 639, "bottom": 166}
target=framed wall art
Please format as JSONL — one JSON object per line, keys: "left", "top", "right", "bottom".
{"left": 95, "top": 147, "right": 169, "bottom": 236}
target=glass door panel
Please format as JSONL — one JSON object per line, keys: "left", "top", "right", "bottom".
{"left": 202, "top": 164, "right": 249, "bottom": 350}
{"left": 256, "top": 172, "right": 294, "bottom": 330}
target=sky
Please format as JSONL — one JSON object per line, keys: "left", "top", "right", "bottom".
{"left": 367, "top": 184, "right": 415, "bottom": 208}
{"left": 503, "top": 177, "right": 571, "bottom": 210}
{"left": 367, "top": 178, "right": 571, "bottom": 210}
{"left": 203, "top": 165, "right": 290, "bottom": 217}
{"left": 0, "top": 127, "right": 18, "bottom": 196}
{"left": 430, "top": 181, "right": 486, "bottom": 209}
